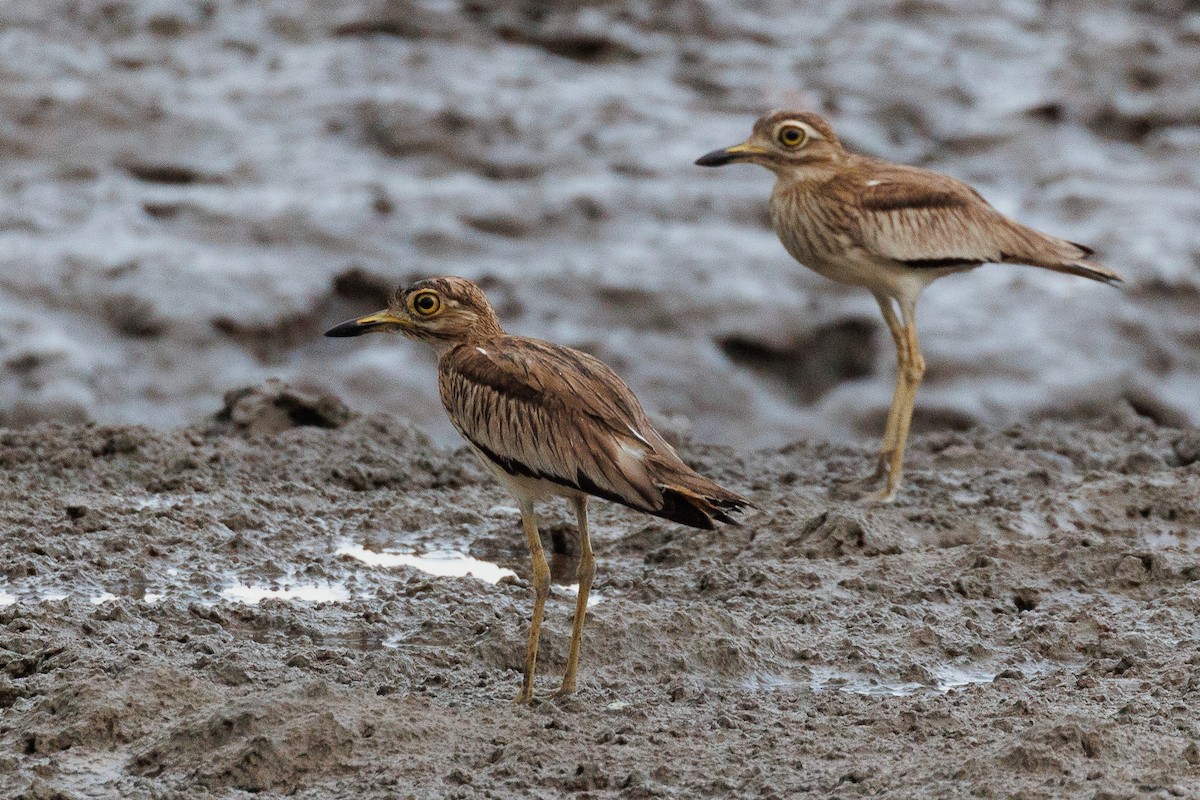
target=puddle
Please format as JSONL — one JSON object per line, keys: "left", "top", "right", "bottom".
{"left": 560, "top": 582, "right": 604, "bottom": 608}
{"left": 805, "top": 671, "right": 916, "bottom": 697}
{"left": 0, "top": 545, "right": 597, "bottom": 610}
{"left": 810, "top": 665, "right": 999, "bottom": 697}
{"left": 220, "top": 581, "right": 352, "bottom": 605}
{"left": 0, "top": 587, "right": 171, "bottom": 606}
{"left": 338, "top": 542, "right": 517, "bottom": 584}
{"left": 134, "top": 496, "right": 175, "bottom": 511}
{"left": 745, "top": 664, "right": 1019, "bottom": 697}
{"left": 381, "top": 631, "right": 441, "bottom": 649}
{"left": 929, "top": 666, "right": 1000, "bottom": 693}
{"left": 338, "top": 541, "right": 604, "bottom": 605}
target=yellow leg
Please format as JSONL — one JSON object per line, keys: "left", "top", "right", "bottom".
{"left": 515, "top": 500, "right": 550, "bottom": 704}
{"left": 557, "top": 496, "right": 595, "bottom": 697}
{"left": 870, "top": 299, "right": 925, "bottom": 502}
{"left": 868, "top": 293, "right": 908, "bottom": 482}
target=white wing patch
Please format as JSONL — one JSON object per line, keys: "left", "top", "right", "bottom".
{"left": 625, "top": 423, "right": 651, "bottom": 446}
{"left": 476, "top": 347, "right": 489, "bottom": 356}
{"left": 618, "top": 440, "right": 646, "bottom": 461}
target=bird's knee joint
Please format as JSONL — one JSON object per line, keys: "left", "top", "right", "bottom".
{"left": 576, "top": 554, "right": 596, "bottom": 586}
{"left": 905, "top": 360, "right": 926, "bottom": 383}
{"left": 532, "top": 569, "right": 551, "bottom": 600}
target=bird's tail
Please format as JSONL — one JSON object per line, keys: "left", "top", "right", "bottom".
{"left": 650, "top": 457, "right": 754, "bottom": 530}
{"left": 1015, "top": 235, "right": 1123, "bottom": 286}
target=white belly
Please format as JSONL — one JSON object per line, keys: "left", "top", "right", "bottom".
{"left": 464, "top": 440, "right": 582, "bottom": 505}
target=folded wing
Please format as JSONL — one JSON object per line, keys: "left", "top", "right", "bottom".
{"left": 439, "top": 339, "right": 750, "bottom": 528}
{"left": 841, "top": 162, "right": 1121, "bottom": 285}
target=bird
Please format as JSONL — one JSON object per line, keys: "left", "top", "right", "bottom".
{"left": 326, "top": 276, "right": 751, "bottom": 703}
{"left": 696, "top": 111, "right": 1122, "bottom": 501}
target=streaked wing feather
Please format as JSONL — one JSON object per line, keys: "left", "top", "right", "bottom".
{"left": 438, "top": 340, "right": 666, "bottom": 511}
{"left": 847, "top": 166, "right": 1015, "bottom": 266}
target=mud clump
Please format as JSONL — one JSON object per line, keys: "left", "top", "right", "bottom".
{"left": 132, "top": 698, "right": 357, "bottom": 793}
{"left": 214, "top": 379, "right": 353, "bottom": 436}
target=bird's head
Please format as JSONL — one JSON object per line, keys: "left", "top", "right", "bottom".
{"left": 325, "top": 276, "right": 505, "bottom": 349}
{"left": 695, "top": 111, "right": 846, "bottom": 176}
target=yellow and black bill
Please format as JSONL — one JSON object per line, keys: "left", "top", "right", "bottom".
{"left": 324, "top": 310, "right": 407, "bottom": 338}
{"left": 694, "top": 142, "right": 769, "bottom": 167}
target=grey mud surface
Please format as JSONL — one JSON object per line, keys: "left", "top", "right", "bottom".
{"left": 3, "top": 0, "right": 1200, "bottom": 446}
{"left": 3, "top": 383, "right": 1200, "bottom": 799}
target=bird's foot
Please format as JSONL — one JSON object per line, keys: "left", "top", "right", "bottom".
{"left": 550, "top": 684, "right": 585, "bottom": 711}
{"left": 860, "top": 485, "right": 898, "bottom": 504}
{"left": 831, "top": 453, "right": 891, "bottom": 500}
{"left": 861, "top": 451, "right": 892, "bottom": 484}
{"left": 512, "top": 686, "right": 535, "bottom": 705}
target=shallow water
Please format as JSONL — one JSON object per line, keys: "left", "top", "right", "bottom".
{"left": 0, "top": 547, "right": 595, "bottom": 609}
{"left": 337, "top": 542, "right": 518, "bottom": 584}
{"left": 744, "top": 663, "right": 1057, "bottom": 698}
{"left": 220, "top": 581, "right": 353, "bottom": 605}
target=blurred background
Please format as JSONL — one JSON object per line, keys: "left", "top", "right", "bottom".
{"left": 0, "top": 0, "right": 1197, "bottom": 446}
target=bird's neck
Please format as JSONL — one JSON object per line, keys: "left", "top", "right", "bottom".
{"left": 432, "top": 324, "right": 506, "bottom": 358}
{"left": 770, "top": 158, "right": 845, "bottom": 187}
{"left": 468, "top": 317, "right": 506, "bottom": 342}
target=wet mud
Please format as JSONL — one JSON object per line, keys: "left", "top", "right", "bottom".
{"left": 2, "top": 0, "right": 1200, "bottom": 447}
{"left": 2, "top": 385, "right": 1199, "bottom": 798}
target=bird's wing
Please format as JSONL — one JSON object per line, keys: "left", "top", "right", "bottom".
{"left": 843, "top": 164, "right": 1018, "bottom": 268}
{"left": 437, "top": 338, "right": 669, "bottom": 511}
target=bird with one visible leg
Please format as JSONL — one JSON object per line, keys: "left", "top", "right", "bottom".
{"left": 697, "top": 111, "right": 1122, "bottom": 502}
{"left": 326, "top": 277, "right": 751, "bottom": 703}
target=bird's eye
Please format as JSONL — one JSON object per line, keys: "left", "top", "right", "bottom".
{"left": 410, "top": 290, "right": 442, "bottom": 316}
{"left": 778, "top": 125, "right": 806, "bottom": 148}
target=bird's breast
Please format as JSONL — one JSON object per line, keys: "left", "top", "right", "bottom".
{"left": 768, "top": 187, "right": 868, "bottom": 286}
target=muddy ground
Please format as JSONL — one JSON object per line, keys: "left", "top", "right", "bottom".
{"left": 3, "top": 0, "right": 1200, "bottom": 446}
{"left": 2, "top": 382, "right": 1199, "bottom": 798}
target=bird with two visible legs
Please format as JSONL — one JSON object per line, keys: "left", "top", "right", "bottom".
{"left": 326, "top": 277, "right": 751, "bottom": 703}
{"left": 697, "top": 111, "right": 1122, "bottom": 502}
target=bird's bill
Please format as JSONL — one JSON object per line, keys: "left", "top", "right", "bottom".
{"left": 694, "top": 141, "right": 769, "bottom": 167}
{"left": 324, "top": 309, "right": 408, "bottom": 337}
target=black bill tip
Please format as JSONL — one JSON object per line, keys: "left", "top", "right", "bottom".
{"left": 695, "top": 148, "right": 736, "bottom": 167}
{"left": 324, "top": 319, "right": 370, "bottom": 337}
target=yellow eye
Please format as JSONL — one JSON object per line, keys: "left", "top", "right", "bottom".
{"left": 410, "top": 290, "right": 442, "bottom": 316}
{"left": 778, "top": 125, "right": 806, "bottom": 148}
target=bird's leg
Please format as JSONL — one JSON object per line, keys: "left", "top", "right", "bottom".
{"left": 515, "top": 500, "right": 550, "bottom": 704}
{"left": 557, "top": 495, "right": 595, "bottom": 697}
{"left": 856, "top": 294, "right": 906, "bottom": 486}
{"left": 870, "top": 300, "right": 925, "bottom": 502}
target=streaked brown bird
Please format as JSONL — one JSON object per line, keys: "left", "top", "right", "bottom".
{"left": 326, "top": 276, "right": 750, "bottom": 702}
{"left": 696, "top": 111, "right": 1122, "bottom": 501}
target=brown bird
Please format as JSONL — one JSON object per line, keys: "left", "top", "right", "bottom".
{"left": 326, "top": 276, "right": 750, "bottom": 702}
{"left": 696, "top": 111, "right": 1122, "bottom": 501}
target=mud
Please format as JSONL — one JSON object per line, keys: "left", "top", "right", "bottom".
{"left": 2, "top": 385, "right": 1199, "bottom": 798}
{"left": 2, "top": 0, "right": 1200, "bottom": 447}
{"left": 4, "top": 1, "right": 1200, "bottom": 796}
